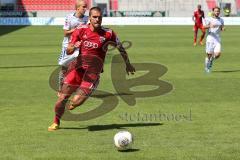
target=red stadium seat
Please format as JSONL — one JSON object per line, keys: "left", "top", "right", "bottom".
{"left": 206, "top": 0, "right": 217, "bottom": 10}
{"left": 237, "top": 0, "right": 240, "bottom": 10}
{"left": 16, "top": 0, "right": 75, "bottom": 11}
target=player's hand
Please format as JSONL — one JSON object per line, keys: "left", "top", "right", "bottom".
{"left": 67, "top": 41, "right": 81, "bottom": 55}
{"left": 74, "top": 41, "right": 81, "bottom": 48}
{"left": 126, "top": 63, "right": 135, "bottom": 75}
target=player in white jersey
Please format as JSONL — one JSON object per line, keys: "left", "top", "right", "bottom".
{"left": 203, "top": 7, "right": 225, "bottom": 72}
{"left": 57, "top": 0, "right": 88, "bottom": 94}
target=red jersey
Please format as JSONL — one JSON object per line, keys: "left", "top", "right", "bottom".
{"left": 193, "top": 9, "right": 205, "bottom": 25}
{"left": 69, "top": 24, "right": 119, "bottom": 73}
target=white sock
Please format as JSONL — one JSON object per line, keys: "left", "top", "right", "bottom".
{"left": 205, "top": 57, "right": 209, "bottom": 67}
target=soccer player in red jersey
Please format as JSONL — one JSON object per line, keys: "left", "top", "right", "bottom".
{"left": 192, "top": 4, "right": 206, "bottom": 46}
{"left": 48, "top": 7, "right": 135, "bottom": 131}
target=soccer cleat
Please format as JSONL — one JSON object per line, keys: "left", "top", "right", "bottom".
{"left": 199, "top": 41, "right": 204, "bottom": 46}
{"left": 205, "top": 68, "right": 210, "bottom": 73}
{"left": 48, "top": 123, "right": 59, "bottom": 131}
{"left": 193, "top": 42, "right": 197, "bottom": 46}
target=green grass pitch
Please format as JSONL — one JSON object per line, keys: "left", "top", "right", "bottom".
{"left": 0, "top": 25, "right": 240, "bottom": 160}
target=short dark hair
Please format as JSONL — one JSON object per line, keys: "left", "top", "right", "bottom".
{"left": 89, "top": 7, "right": 102, "bottom": 16}
{"left": 213, "top": 6, "right": 221, "bottom": 11}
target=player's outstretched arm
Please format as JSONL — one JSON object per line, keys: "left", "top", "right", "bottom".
{"left": 116, "top": 43, "right": 135, "bottom": 75}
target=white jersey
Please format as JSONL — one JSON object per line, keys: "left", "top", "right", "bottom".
{"left": 62, "top": 13, "right": 88, "bottom": 47}
{"left": 205, "top": 17, "right": 224, "bottom": 42}
{"left": 58, "top": 13, "right": 88, "bottom": 66}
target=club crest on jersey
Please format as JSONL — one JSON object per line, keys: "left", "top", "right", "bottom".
{"left": 100, "top": 36, "right": 106, "bottom": 43}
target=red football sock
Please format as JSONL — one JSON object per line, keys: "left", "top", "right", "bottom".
{"left": 200, "top": 32, "right": 206, "bottom": 42}
{"left": 54, "top": 99, "right": 68, "bottom": 125}
{"left": 194, "top": 31, "right": 198, "bottom": 43}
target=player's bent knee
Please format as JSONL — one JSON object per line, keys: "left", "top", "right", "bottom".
{"left": 215, "top": 52, "right": 221, "bottom": 59}
{"left": 71, "top": 95, "right": 88, "bottom": 106}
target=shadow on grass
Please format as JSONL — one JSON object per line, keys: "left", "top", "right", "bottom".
{"left": 91, "top": 93, "right": 133, "bottom": 98}
{"left": 213, "top": 69, "right": 240, "bottom": 73}
{"left": 61, "top": 123, "right": 162, "bottom": 131}
{"left": 0, "top": 26, "right": 28, "bottom": 36}
{"left": 117, "top": 149, "right": 140, "bottom": 152}
{"left": 0, "top": 64, "right": 58, "bottom": 69}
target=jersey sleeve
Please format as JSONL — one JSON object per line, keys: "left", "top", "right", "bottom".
{"left": 193, "top": 11, "right": 197, "bottom": 18}
{"left": 63, "top": 16, "right": 71, "bottom": 30}
{"left": 63, "top": 15, "right": 71, "bottom": 30}
{"left": 111, "top": 31, "right": 121, "bottom": 46}
{"left": 69, "top": 28, "right": 81, "bottom": 44}
{"left": 221, "top": 18, "right": 224, "bottom": 26}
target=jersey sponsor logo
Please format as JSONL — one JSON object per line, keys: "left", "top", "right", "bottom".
{"left": 83, "top": 40, "right": 98, "bottom": 49}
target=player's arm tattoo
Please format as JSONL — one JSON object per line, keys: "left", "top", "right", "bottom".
{"left": 117, "top": 43, "right": 130, "bottom": 65}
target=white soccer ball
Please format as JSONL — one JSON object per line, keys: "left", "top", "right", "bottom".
{"left": 114, "top": 131, "right": 133, "bottom": 150}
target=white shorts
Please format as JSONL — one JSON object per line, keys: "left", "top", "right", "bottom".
{"left": 58, "top": 47, "right": 79, "bottom": 67}
{"left": 206, "top": 36, "right": 221, "bottom": 54}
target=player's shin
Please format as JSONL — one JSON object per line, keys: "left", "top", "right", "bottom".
{"left": 58, "top": 66, "right": 68, "bottom": 96}
{"left": 200, "top": 32, "right": 206, "bottom": 44}
{"left": 205, "top": 57, "right": 209, "bottom": 70}
{"left": 194, "top": 31, "right": 198, "bottom": 44}
{"left": 54, "top": 98, "right": 69, "bottom": 124}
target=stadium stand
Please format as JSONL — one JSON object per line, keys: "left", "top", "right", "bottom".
{"left": 236, "top": 0, "right": 240, "bottom": 9}
{"left": 206, "top": 0, "right": 217, "bottom": 10}
{"left": 0, "top": 0, "right": 238, "bottom": 17}
{"left": 236, "top": 0, "right": 240, "bottom": 15}
{"left": 15, "top": 0, "right": 92, "bottom": 17}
